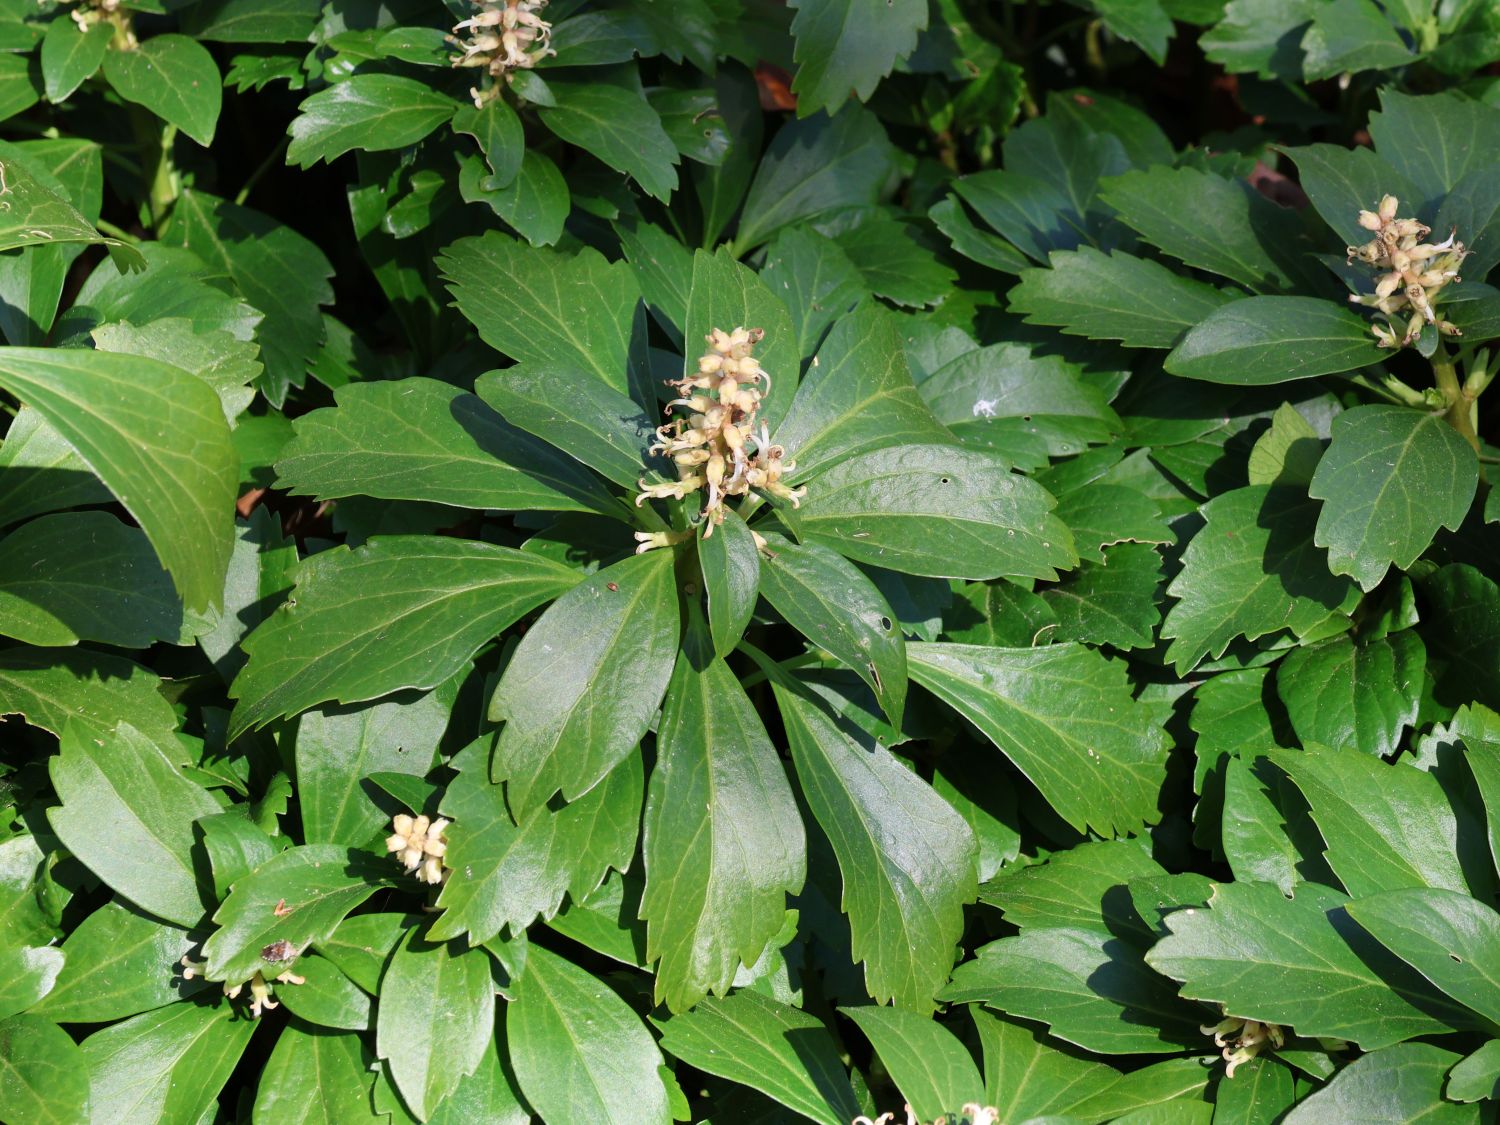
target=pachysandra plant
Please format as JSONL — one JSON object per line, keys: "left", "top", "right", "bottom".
{"left": 3, "top": 1, "right": 1500, "bottom": 1122}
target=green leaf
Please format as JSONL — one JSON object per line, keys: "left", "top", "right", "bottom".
{"left": 1301, "top": 0, "right": 1417, "bottom": 80}
{"left": 760, "top": 225, "right": 869, "bottom": 360}
{"left": 1053, "top": 482, "right": 1172, "bottom": 563}
{"left": 40, "top": 20, "right": 111, "bottom": 103}
{"left": 843, "top": 1007, "right": 984, "bottom": 1122}
{"left": 101, "top": 35, "right": 221, "bottom": 147}
{"left": 268, "top": 955, "right": 371, "bottom": 1032}
{"left": 699, "top": 509, "right": 760, "bottom": 658}
{"left": 1011, "top": 248, "right": 1235, "bottom": 349}
{"left": 1309, "top": 405, "right": 1478, "bottom": 591}
{"left": 160, "top": 190, "right": 333, "bottom": 403}
{"left": 452, "top": 97, "right": 524, "bottom": 188}
{"left": 1212, "top": 1056, "right": 1297, "bottom": 1124}
{"left": 1200, "top": 0, "right": 1317, "bottom": 78}
{"left": 929, "top": 194, "right": 1034, "bottom": 274}
{"left": 1276, "top": 632, "right": 1424, "bottom": 758}
{"left": 319, "top": 913, "right": 410, "bottom": 994}
{"left": 683, "top": 246, "right": 798, "bottom": 429}
{"left": 198, "top": 813, "right": 276, "bottom": 901}
{"left": 1285, "top": 142, "right": 1421, "bottom": 249}
{"left": 0, "top": 946, "right": 62, "bottom": 1020}
{"left": 376, "top": 929, "right": 495, "bottom": 1119}
{"left": 734, "top": 107, "right": 895, "bottom": 253}
{"left": 771, "top": 672, "right": 976, "bottom": 1011}
{"left": 908, "top": 643, "right": 1167, "bottom": 836}
{"left": 759, "top": 533, "right": 906, "bottom": 730}
{"left": 0, "top": 835, "right": 50, "bottom": 948}
{"left": 430, "top": 747, "right": 641, "bottom": 944}
{"left": 1346, "top": 887, "right": 1500, "bottom": 1027}
{"left": 833, "top": 216, "right": 956, "bottom": 309}
{"left": 1448, "top": 1040, "right": 1500, "bottom": 1103}
{"left": 1222, "top": 756, "right": 1299, "bottom": 894}
{"left": 783, "top": 444, "right": 1076, "bottom": 582}
{"left": 32, "top": 901, "right": 203, "bottom": 1022}
{"left": 1145, "top": 880, "right": 1474, "bottom": 1048}
{"left": 459, "top": 148, "right": 570, "bottom": 249}
{"left": 181, "top": 0, "right": 320, "bottom": 42}
{"left": 1421, "top": 564, "right": 1500, "bottom": 712}
{"left": 0, "top": 647, "right": 178, "bottom": 745}
{"left": 943, "top": 927, "right": 1205, "bottom": 1054}
{"left": 426, "top": 1033, "right": 530, "bottom": 1125}
{"left": 969, "top": 1009, "right": 1116, "bottom": 1120}
{"left": 787, "top": 0, "right": 927, "bottom": 116}
{"left": 1248, "top": 402, "right": 1323, "bottom": 487}
{"left": 770, "top": 303, "right": 955, "bottom": 481}
{"left": 490, "top": 550, "right": 678, "bottom": 815}
{"left": 230, "top": 537, "right": 580, "bottom": 735}
{"left": 0, "top": 1015, "right": 92, "bottom": 1125}
{"left": 201, "top": 844, "right": 382, "bottom": 984}
{"left": 1283, "top": 1043, "right": 1474, "bottom": 1124}
{"left": 655, "top": 992, "right": 858, "bottom": 1125}
{"left": 1162, "top": 485, "right": 1360, "bottom": 673}
{"left": 1089, "top": 0, "right": 1174, "bottom": 62}
{"left": 296, "top": 685, "right": 453, "bottom": 847}
{"left": 439, "top": 233, "right": 642, "bottom": 397}
{"left": 288, "top": 74, "right": 457, "bottom": 166}
{"left": 507, "top": 944, "right": 671, "bottom": 1124}
{"left": 91, "top": 317, "right": 259, "bottom": 422}
{"left": 1165, "top": 297, "right": 1382, "bottom": 384}
{"left": 642, "top": 651, "right": 805, "bottom": 1012}
{"left": 1040, "top": 542, "right": 1163, "bottom": 651}
{"left": 0, "top": 511, "right": 185, "bottom": 647}
{"left": 538, "top": 79, "right": 678, "bottom": 202}
{"left": 275, "top": 378, "right": 618, "bottom": 518}
{"left": 0, "top": 54, "right": 41, "bottom": 127}
{"left": 82, "top": 1001, "right": 255, "bottom": 1123}
{"left": 1098, "top": 165, "right": 1317, "bottom": 294}
{"left": 48, "top": 721, "right": 218, "bottom": 927}
{"left": 1274, "top": 745, "right": 1482, "bottom": 898}
{"left": 0, "top": 345, "right": 237, "bottom": 613}
{"left": 252, "top": 1022, "right": 374, "bottom": 1125}
{"left": 475, "top": 362, "right": 658, "bottom": 490}
{"left": 1368, "top": 88, "right": 1500, "bottom": 205}
{"left": 197, "top": 508, "right": 297, "bottom": 681}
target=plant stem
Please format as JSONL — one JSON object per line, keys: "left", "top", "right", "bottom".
{"left": 1431, "top": 349, "right": 1481, "bottom": 452}
{"left": 234, "top": 138, "right": 290, "bottom": 207}
{"left": 94, "top": 217, "right": 139, "bottom": 243}
{"left": 1339, "top": 370, "right": 1426, "bottom": 407}
{"left": 131, "top": 109, "right": 178, "bottom": 230}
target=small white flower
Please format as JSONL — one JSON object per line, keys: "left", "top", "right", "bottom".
{"left": 386, "top": 813, "right": 449, "bottom": 885}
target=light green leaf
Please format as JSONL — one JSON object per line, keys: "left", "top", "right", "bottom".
{"left": 201, "top": 844, "right": 383, "bottom": 984}
{"left": 274, "top": 954, "right": 371, "bottom": 1032}
{"left": 0, "top": 345, "right": 237, "bottom": 613}
{"left": 196, "top": 508, "right": 297, "bottom": 681}
{"left": 1274, "top": 745, "right": 1482, "bottom": 898}
{"left": 1010, "top": 248, "right": 1235, "bottom": 349}
{"left": 538, "top": 79, "right": 678, "bottom": 202}
{"left": 101, "top": 35, "right": 222, "bottom": 147}
{"left": 759, "top": 533, "right": 906, "bottom": 730}
{"left": 251, "top": 1022, "right": 374, "bottom": 1125}
{"left": 787, "top": 0, "right": 927, "bottom": 116}
{"left": 275, "top": 377, "right": 619, "bottom": 518}
{"left": 490, "top": 550, "right": 678, "bottom": 815}
{"left": 91, "top": 317, "right": 259, "bottom": 423}
{"left": 32, "top": 901, "right": 203, "bottom": 1023}
{"left": 48, "top": 721, "right": 218, "bottom": 927}
{"left": 1310, "top": 405, "right": 1478, "bottom": 591}
{"left": 430, "top": 748, "right": 641, "bottom": 944}
{"left": 1200, "top": 0, "right": 1317, "bottom": 78}
{"left": 1145, "top": 880, "right": 1475, "bottom": 1048}
{"left": 1247, "top": 402, "right": 1323, "bottom": 487}
{"left": 0, "top": 946, "right": 62, "bottom": 1021}
{"left": 0, "top": 511, "right": 185, "bottom": 647}
{"left": 0, "top": 647, "right": 177, "bottom": 743}
{"left": 844, "top": 1007, "right": 983, "bottom": 1122}
{"left": 507, "top": 945, "right": 670, "bottom": 1125}
{"left": 1283, "top": 1043, "right": 1474, "bottom": 1124}
{"left": 376, "top": 929, "right": 495, "bottom": 1120}
{"left": 1276, "top": 631, "right": 1424, "bottom": 758}
{"left": 426, "top": 1033, "right": 530, "bottom": 1125}
{"left": 319, "top": 914, "right": 411, "bottom": 994}
{"left": 1448, "top": 1040, "right": 1500, "bottom": 1103}
{"left": 439, "top": 233, "right": 642, "bottom": 397}
{"left": 908, "top": 642, "right": 1168, "bottom": 837}
{"left": 1165, "top": 296, "right": 1382, "bottom": 384}
{"left": 288, "top": 74, "right": 457, "bottom": 166}
{"left": 1301, "top": 0, "right": 1417, "bottom": 81}
{"left": 783, "top": 444, "right": 1077, "bottom": 582}
{"left": 734, "top": 107, "right": 895, "bottom": 253}
{"left": 1222, "top": 756, "right": 1299, "bottom": 895}
{"left": 40, "top": 20, "right": 111, "bottom": 103}
{"left": 642, "top": 651, "right": 805, "bottom": 1012}
{"left": 772, "top": 672, "right": 976, "bottom": 1011}
{"left": 654, "top": 991, "right": 859, "bottom": 1125}
{"left": 0, "top": 835, "right": 51, "bottom": 948}
{"left": 0, "top": 1015, "right": 92, "bottom": 1125}
{"left": 1162, "top": 485, "right": 1360, "bottom": 673}
{"left": 969, "top": 1009, "right": 1118, "bottom": 1120}
{"left": 699, "top": 509, "right": 760, "bottom": 658}
{"left": 230, "top": 536, "right": 580, "bottom": 736}
{"left": 770, "top": 303, "right": 955, "bottom": 481}
{"left": 1053, "top": 482, "right": 1171, "bottom": 563}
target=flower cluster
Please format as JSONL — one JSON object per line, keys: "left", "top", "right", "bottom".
{"left": 635, "top": 327, "right": 802, "bottom": 546}
{"left": 179, "top": 957, "right": 304, "bottom": 1020}
{"left": 1347, "top": 194, "right": 1468, "bottom": 348}
{"left": 386, "top": 812, "right": 449, "bottom": 885}
{"left": 1202, "top": 1014, "right": 1285, "bottom": 1077}
{"left": 854, "top": 1106, "right": 999, "bottom": 1125}
{"left": 450, "top": 0, "right": 554, "bottom": 109}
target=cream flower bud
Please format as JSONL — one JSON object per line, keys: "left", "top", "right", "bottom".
{"left": 1358, "top": 210, "right": 1383, "bottom": 231}
{"left": 1379, "top": 194, "right": 1399, "bottom": 221}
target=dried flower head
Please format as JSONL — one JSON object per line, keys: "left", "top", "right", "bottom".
{"left": 386, "top": 812, "right": 449, "bottom": 885}
{"left": 1202, "top": 1014, "right": 1285, "bottom": 1077}
{"left": 1347, "top": 194, "right": 1468, "bottom": 348}
{"left": 450, "top": 0, "right": 554, "bottom": 109}
{"left": 635, "top": 326, "right": 803, "bottom": 548}
{"left": 178, "top": 955, "right": 304, "bottom": 1019}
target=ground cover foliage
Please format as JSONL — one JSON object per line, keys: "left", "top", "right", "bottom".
{"left": 2, "top": 0, "right": 1500, "bottom": 1122}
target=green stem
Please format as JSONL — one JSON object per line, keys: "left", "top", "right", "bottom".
{"left": 1338, "top": 370, "right": 1425, "bottom": 407}
{"left": 1432, "top": 349, "right": 1481, "bottom": 452}
{"left": 736, "top": 649, "right": 821, "bottom": 690}
{"left": 93, "top": 217, "right": 140, "bottom": 243}
{"left": 1083, "top": 19, "right": 1106, "bottom": 79}
{"left": 131, "top": 109, "right": 178, "bottom": 230}
{"left": 234, "top": 137, "right": 290, "bottom": 207}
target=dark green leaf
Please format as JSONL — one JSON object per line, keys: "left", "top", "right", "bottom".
{"left": 32, "top": 901, "right": 203, "bottom": 1022}
{"left": 251, "top": 1022, "right": 375, "bottom": 1125}
{"left": 288, "top": 75, "right": 457, "bottom": 166}
{"left": 699, "top": 509, "right": 760, "bottom": 658}
{"left": 1276, "top": 632, "right": 1424, "bottom": 758}
{"left": 1040, "top": 542, "right": 1163, "bottom": 651}
{"left": 40, "top": 20, "right": 110, "bottom": 103}
{"left": 1421, "top": 564, "right": 1500, "bottom": 712}
{"left": 538, "top": 79, "right": 679, "bottom": 202}
{"left": 1165, "top": 297, "right": 1382, "bottom": 384}
{"left": 1301, "top": 0, "right": 1417, "bottom": 81}
{"left": 787, "top": 0, "right": 927, "bottom": 116}
{"left": 1283, "top": 1043, "right": 1474, "bottom": 1124}
{"left": 101, "top": 35, "right": 221, "bottom": 147}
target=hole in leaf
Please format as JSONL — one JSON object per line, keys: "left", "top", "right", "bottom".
{"left": 879, "top": 616, "right": 892, "bottom": 630}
